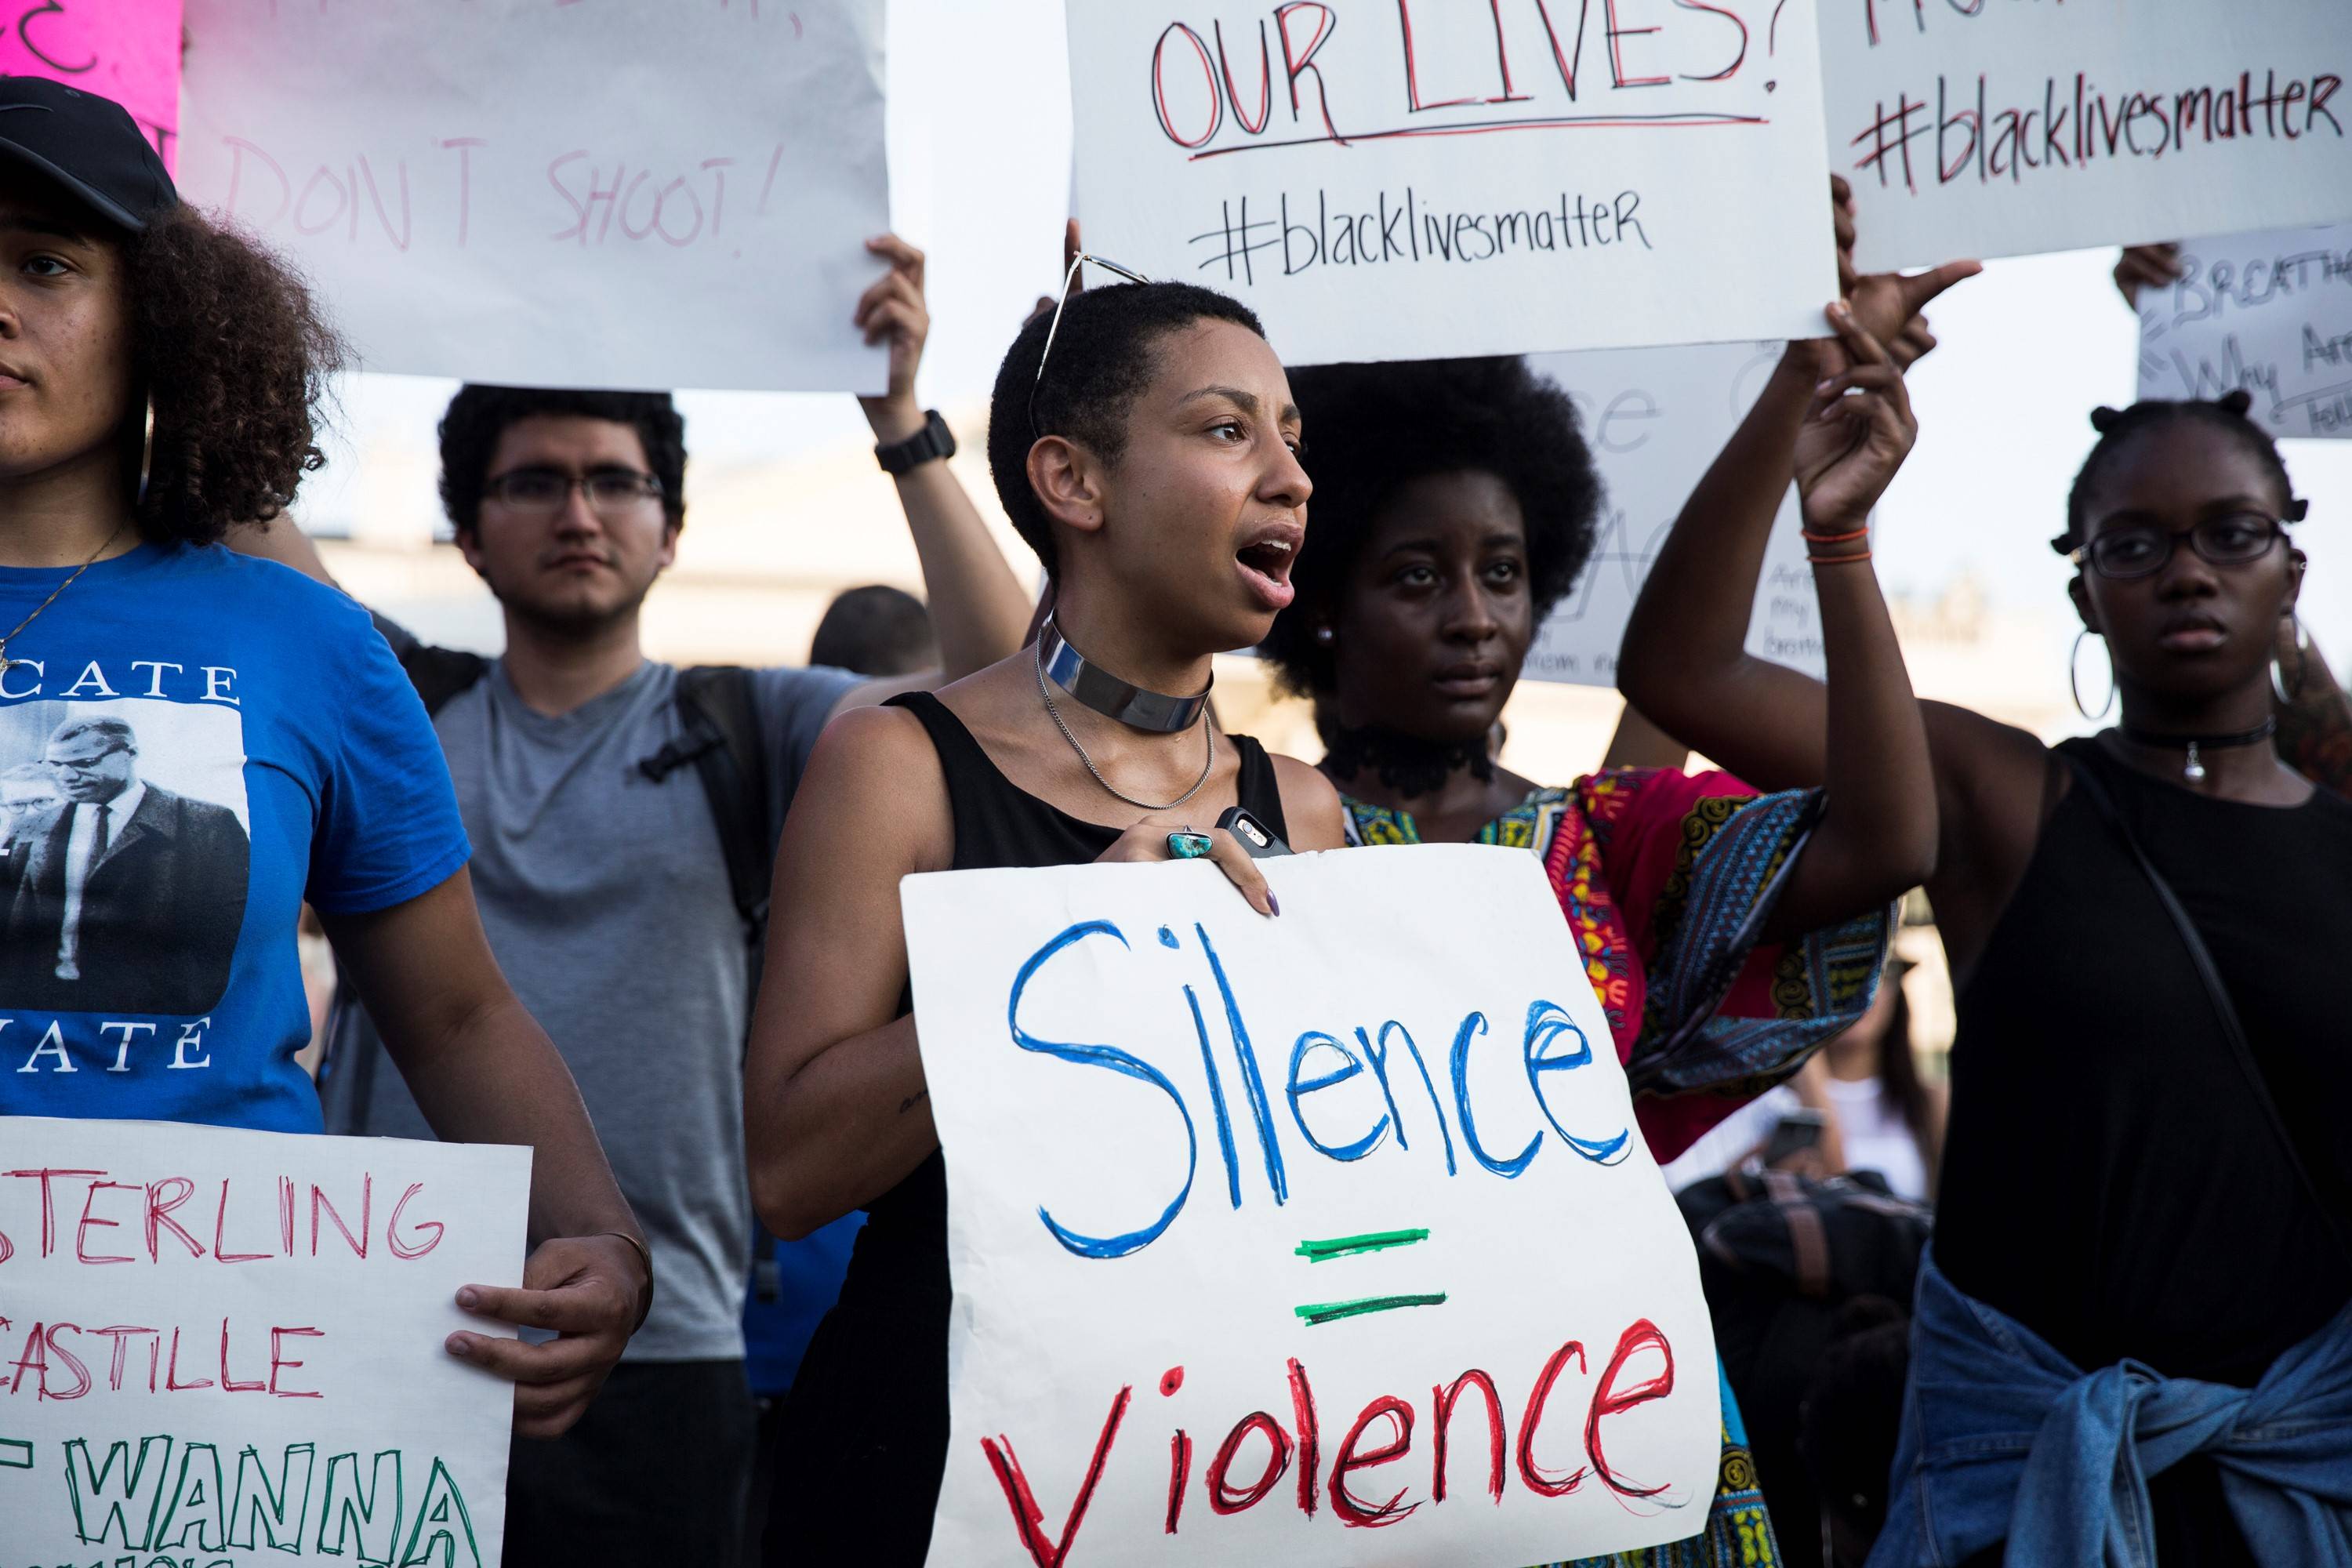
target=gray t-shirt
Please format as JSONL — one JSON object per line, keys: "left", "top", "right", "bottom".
{"left": 321, "top": 641, "right": 858, "bottom": 1362}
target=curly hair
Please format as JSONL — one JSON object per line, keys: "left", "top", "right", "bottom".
{"left": 986, "top": 281, "right": 1265, "bottom": 579}
{"left": 437, "top": 386, "right": 688, "bottom": 537}
{"left": 128, "top": 205, "right": 347, "bottom": 545}
{"left": 1260, "top": 356, "right": 1603, "bottom": 699}
{"left": 2055, "top": 388, "right": 2304, "bottom": 554}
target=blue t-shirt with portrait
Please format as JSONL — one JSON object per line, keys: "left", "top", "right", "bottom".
{"left": 0, "top": 542, "right": 468, "bottom": 1131}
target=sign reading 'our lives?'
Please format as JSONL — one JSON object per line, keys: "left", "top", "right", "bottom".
{"left": 176, "top": 0, "right": 890, "bottom": 393}
{"left": 2136, "top": 224, "right": 2352, "bottom": 440}
{"left": 905, "top": 846, "right": 1719, "bottom": 1568}
{"left": 1825, "top": 0, "right": 2352, "bottom": 270}
{"left": 0, "top": 1116, "right": 529, "bottom": 1566}
{"left": 1066, "top": 0, "right": 1839, "bottom": 365}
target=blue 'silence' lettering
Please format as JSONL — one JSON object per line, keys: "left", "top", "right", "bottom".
{"left": 1004, "top": 924, "right": 1635, "bottom": 1258}
{"left": 1523, "top": 999, "right": 1632, "bottom": 1165}
{"left": 1007, "top": 920, "right": 1198, "bottom": 1259}
{"left": 1197, "top": 924, "right": 1290, "bottom": 1206}
{"left": 1185, "top": 982, "right": 1246, "bottom": 1210}
{"left": 1359, "top": 1020, "right": 1456, "bottom": 1175}
{"left": 1285, "top": 1031, "right": 1390, "bottom": 1160}
{"left": 1450, "top": 1011, "right": 1542, "bottom": 1178}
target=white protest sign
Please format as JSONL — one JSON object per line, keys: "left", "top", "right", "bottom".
{"left": 177, "top": 1, "right": 889, "bottom": 393}
{"left": 1525, "top": 342, "right": 1823, "bottom": 685}
{"left": 906, "top": 845, "right": 1720, "bottom": 1567}
{"left": 0, "top": 1116, "right": 530, "bottom": 1566}
{"left": 2136, "top": 224, "right": 2352, "bottom": 439}
{"left": 1066, "top": 0, "right": 1839, "bottom": 363}
{"left": 1824, "top": 0, "right": 2352, "bottom": 271}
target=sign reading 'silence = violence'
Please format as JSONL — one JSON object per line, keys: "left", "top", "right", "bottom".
{"left": 1825, "top": 0, "right": 2350, "bottom": 271}
{"left": 2137, "top": 224, "right": 2352, "bottom": 440}
{"left": 0, "top": 1116, "right": 529, "bottom": 1568}
{"left": 1067, "top": 1, "right": 1839, "bottom": 365}
{"left": 906, "top": 847, "right": 1719, "bottom": 1566}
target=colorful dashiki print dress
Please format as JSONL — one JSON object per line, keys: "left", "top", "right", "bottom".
{"left": 1344, "top": 768, "right": 1895, "bottom": 1568}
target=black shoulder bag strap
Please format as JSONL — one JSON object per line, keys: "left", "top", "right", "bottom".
{"left": 641, "top": 666, "right": 775, "bottom": 953}
{"left": 2069, "top": 758, "right": 2352, "bottom": 1265}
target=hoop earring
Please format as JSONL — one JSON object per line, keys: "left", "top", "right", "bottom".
{"left": 135, "top": 393, "right": 155, "bottom": 508}
{"left": 2070, "top": 629, "right": 2116, "bottom": 720}
{"left": 2274, "top": 612, "right": 2308, "bottom": 704}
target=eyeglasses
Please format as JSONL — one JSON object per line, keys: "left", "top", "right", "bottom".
{"left": 484, "top": 467, "right": 665, "bottom": 521}
{"left": 43, "top": 747, "right": 125, "bottom": 773}
{"left": 2071, "top": 511, "right": 2287, "bottom": 580}
{"left": 1028, "top": 252, "right": 1154, "bottom": 439}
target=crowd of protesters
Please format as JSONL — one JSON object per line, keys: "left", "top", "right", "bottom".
{"left": 2, "top": 72, "right": 2347, "bottom": 1568}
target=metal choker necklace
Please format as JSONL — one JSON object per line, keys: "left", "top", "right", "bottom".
{"left": 1036, "top": 615, "right": 1212, "bottom": 734}
{"left": 2119, "top": 716, "right": 2278, "bottom": 782}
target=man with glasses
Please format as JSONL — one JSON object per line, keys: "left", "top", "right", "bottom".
{"left": 0, "top": 717, "right": 249, "bottom": 1014}
{"left": 234, "top": 234, "right": 1033, "bottom": 1566}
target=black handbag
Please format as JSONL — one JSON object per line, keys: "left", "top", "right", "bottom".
{"left": 2069, "top": 758, "right": 2352, "bottom": 1266}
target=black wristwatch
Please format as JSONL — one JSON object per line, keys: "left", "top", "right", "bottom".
{"left": 874, "top": 408, "right": 956, "bottom": 475}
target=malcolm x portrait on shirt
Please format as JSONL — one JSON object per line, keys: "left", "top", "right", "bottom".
{"left": 0, "top": 715, "right": 250, "bottom": 1015}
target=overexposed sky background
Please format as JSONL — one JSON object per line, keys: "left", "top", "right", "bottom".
{"left": 296, "top": 0, "right": 2352, "bottom": 666}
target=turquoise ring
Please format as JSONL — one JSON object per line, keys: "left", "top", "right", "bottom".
{"left": 1167, "top": 830, "right": 1214, "bottom": 860}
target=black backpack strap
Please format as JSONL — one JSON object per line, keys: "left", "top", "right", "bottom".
{"left": 393, "top": 638, "right": 494, "bottom": 719}
{"left": 2068, "top": 758, "right": 2352, "bottom": 1266}
{"left": 641, "top": 666, "right": 775, "bottom": 948}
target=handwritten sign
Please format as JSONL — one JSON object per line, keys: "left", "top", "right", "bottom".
{"left": 1524, "top": 341, "right": 1823, "bottom": 685}
{"left": 906, "top": 846, "right": 1719, "bottom": 1566}
{"left": 176, "top": 0, "right": 888, "bottom": 393}
{"left": 0, "top": 1116, "right": 529, "bottom": 1566}
{"left": 2136, "top": 224, "right": 2352, "bottom": 439}
{"left": 1824, "top": 0, "right": 2352, "bottom": 270}
{"left": 0, "top": 0, "right": 183, "bottom": 167}
{"left": 1065, "top": 0, "right": 1838, "bottom": 364}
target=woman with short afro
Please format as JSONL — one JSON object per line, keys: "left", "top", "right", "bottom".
{"left": 0, "top": 80, "right": 649, "bottom": 1438}
{"left": 1268, "top": 314, "right": 1941, "bottom": 1566}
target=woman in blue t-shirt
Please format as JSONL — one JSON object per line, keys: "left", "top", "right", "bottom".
{"left": 0, "top": 78, "right": 648, "bottom": 1436}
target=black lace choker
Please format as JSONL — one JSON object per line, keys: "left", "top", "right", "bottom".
{"left": 2118, "top": 716, "right": 2278, "bottom": 782}
{"left": 1319, "top": 721, "right": 1494, "bottom": 800}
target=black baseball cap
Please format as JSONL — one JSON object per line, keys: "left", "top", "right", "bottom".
{"left": 0, "top": 76, "right": 178, "bottom": 231}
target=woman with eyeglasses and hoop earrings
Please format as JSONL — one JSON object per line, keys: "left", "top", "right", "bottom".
{"left": 1623, "top": 253, "right": 2352, "bottom": 1561}
{"left": 743, "top": 260, "right": 1348, "bottom": 1566}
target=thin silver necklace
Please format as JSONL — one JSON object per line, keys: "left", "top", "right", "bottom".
{"left": 1033, "top": 634, "right": 1216, "bottom": 811}
{"left": 0, "top": 525, "right": 123, "bottom": 673}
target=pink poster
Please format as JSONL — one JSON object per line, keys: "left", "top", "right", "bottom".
{"left": 0, "top": 0, "right": 184, "bottom": 168}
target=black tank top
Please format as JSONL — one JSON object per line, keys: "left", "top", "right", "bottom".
{"left": 1936, "top": 737, "right": 2352, "bottom": 1563}
{"left": 768, "top": 692, "right": 1290, "bottom": 1567}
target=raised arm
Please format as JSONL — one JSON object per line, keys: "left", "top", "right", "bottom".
{"left": 837, "top": 235, "right": 1033, "bottom": 713}
{"left": 226, "top": 514, "right": 339, "bottom": 588}
{"left": 1622, "top": 291, "right": 1958, "bottom": 935}
{"left": 321, "top": 869, "right": 650, "bottom": 1437}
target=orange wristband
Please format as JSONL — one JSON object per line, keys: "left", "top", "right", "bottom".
{"left": 1800, "top": 528, "right": 1871, "bottom": 545}
{"left": 1809, "top": 550, "right": 1873, "bottom": 566}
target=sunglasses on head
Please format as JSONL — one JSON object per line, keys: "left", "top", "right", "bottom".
{"left": 1028, "top": 252, "right": 1154, "bottom": 441}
